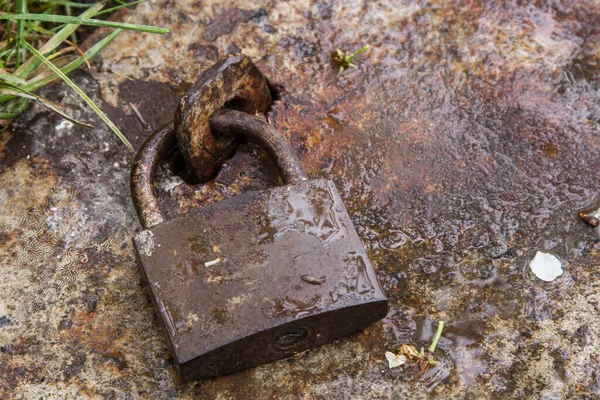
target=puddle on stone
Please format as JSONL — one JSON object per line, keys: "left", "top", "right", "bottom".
{"left": 416, "top": 348, "right": 454, "bottom": 392}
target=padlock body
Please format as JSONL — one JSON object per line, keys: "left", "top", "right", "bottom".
{"left": 133, "top": 179, "right": 388, "bottom": 381}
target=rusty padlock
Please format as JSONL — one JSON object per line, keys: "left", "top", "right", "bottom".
{"left": 131, "top": 57, "right": 388, "bottom": 381}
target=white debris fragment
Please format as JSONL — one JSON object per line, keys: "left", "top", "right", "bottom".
{"left": 385, "top": 351, "right": 406, "bottom": 368}
{"left": 205, "top": 257, "right": 224, "bottom": 267}
{"left": 530, "top": 251, "right": 563, "bottom": 282}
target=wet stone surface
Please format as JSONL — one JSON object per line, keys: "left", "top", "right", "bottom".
{"left": 1, "top": 0, "right": 600, "bottom": 398}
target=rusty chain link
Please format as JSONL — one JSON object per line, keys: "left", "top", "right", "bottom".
{"left": 174, "top": 53, "right": 273, "bottom": 183}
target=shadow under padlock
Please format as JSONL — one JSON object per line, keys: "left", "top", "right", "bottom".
{"left": 130, "top": 54, "right": 388, "bottom": 382}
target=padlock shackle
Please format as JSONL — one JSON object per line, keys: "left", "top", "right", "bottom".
{"left": 210, "top": 109, "right": 308, "bottom": 185}
{"left": 131, "top": 111, "right": 308, "bottom": 229}
{"left": 131, "top": 123, "right": 176, "bottom": 229}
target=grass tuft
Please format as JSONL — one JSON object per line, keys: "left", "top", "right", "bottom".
{"left": 0, "top": 1, "right": 168, "bottom": 150}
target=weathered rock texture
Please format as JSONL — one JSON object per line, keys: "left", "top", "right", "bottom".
{"left": 1, "top": 0, "right": 600, "bottom": 398}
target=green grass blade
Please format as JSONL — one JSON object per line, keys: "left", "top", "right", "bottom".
{"left": 0, "top": 13, "right": 170, "bottom": 34}
{"left": 65, "top": 4, "right": 77, "bottom": 45}
{"left": 25, "top": 20, "right": 55, "bottom": 35}
{"left": 4, "top": 1, "right": 10, "bottom": 57}
{"left": 0, "top": 73, "right": 26, "bottom": 85}
{"left": 14, "top": 0, "right": 27, "bottom": 68}
{"left": 0, "top": 82, "right": 93, "bottom": 127}
{"left": 95, "top": 0, "right": 149, "bottom": 16}
{"left": 24, "top": 40, "right": 133, "bottom": 151}
{"left": 0, "top": 83, "right": 36, "bottom": 99}
{"left": 0, "top": 97, "right": 29, "bottom": 119}
{"left": 38, "top": 0, "right": 95, "bottom": 8}
{"left": 38, "top": 100, "right": 94, "bottom": 127}
{"left": 41, "top": 3, "right": 61, "bottom": 15}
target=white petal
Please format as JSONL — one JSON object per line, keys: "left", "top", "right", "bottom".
{"left": 530, "top": 251, "right": 563, "bottom": 282}
{"left": 385, "top": 351, "right": 406, "bottom": 368}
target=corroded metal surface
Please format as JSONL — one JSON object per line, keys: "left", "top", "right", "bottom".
{"left": 2, "top": 0, "right": 600, "bottom": 398}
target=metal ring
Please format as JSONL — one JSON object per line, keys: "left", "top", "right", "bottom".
{"left": 175, "top": 53, "right": 272, "bottom": 183}
{"left": 131, "top": 111, "right": 308, "bottom": 229}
